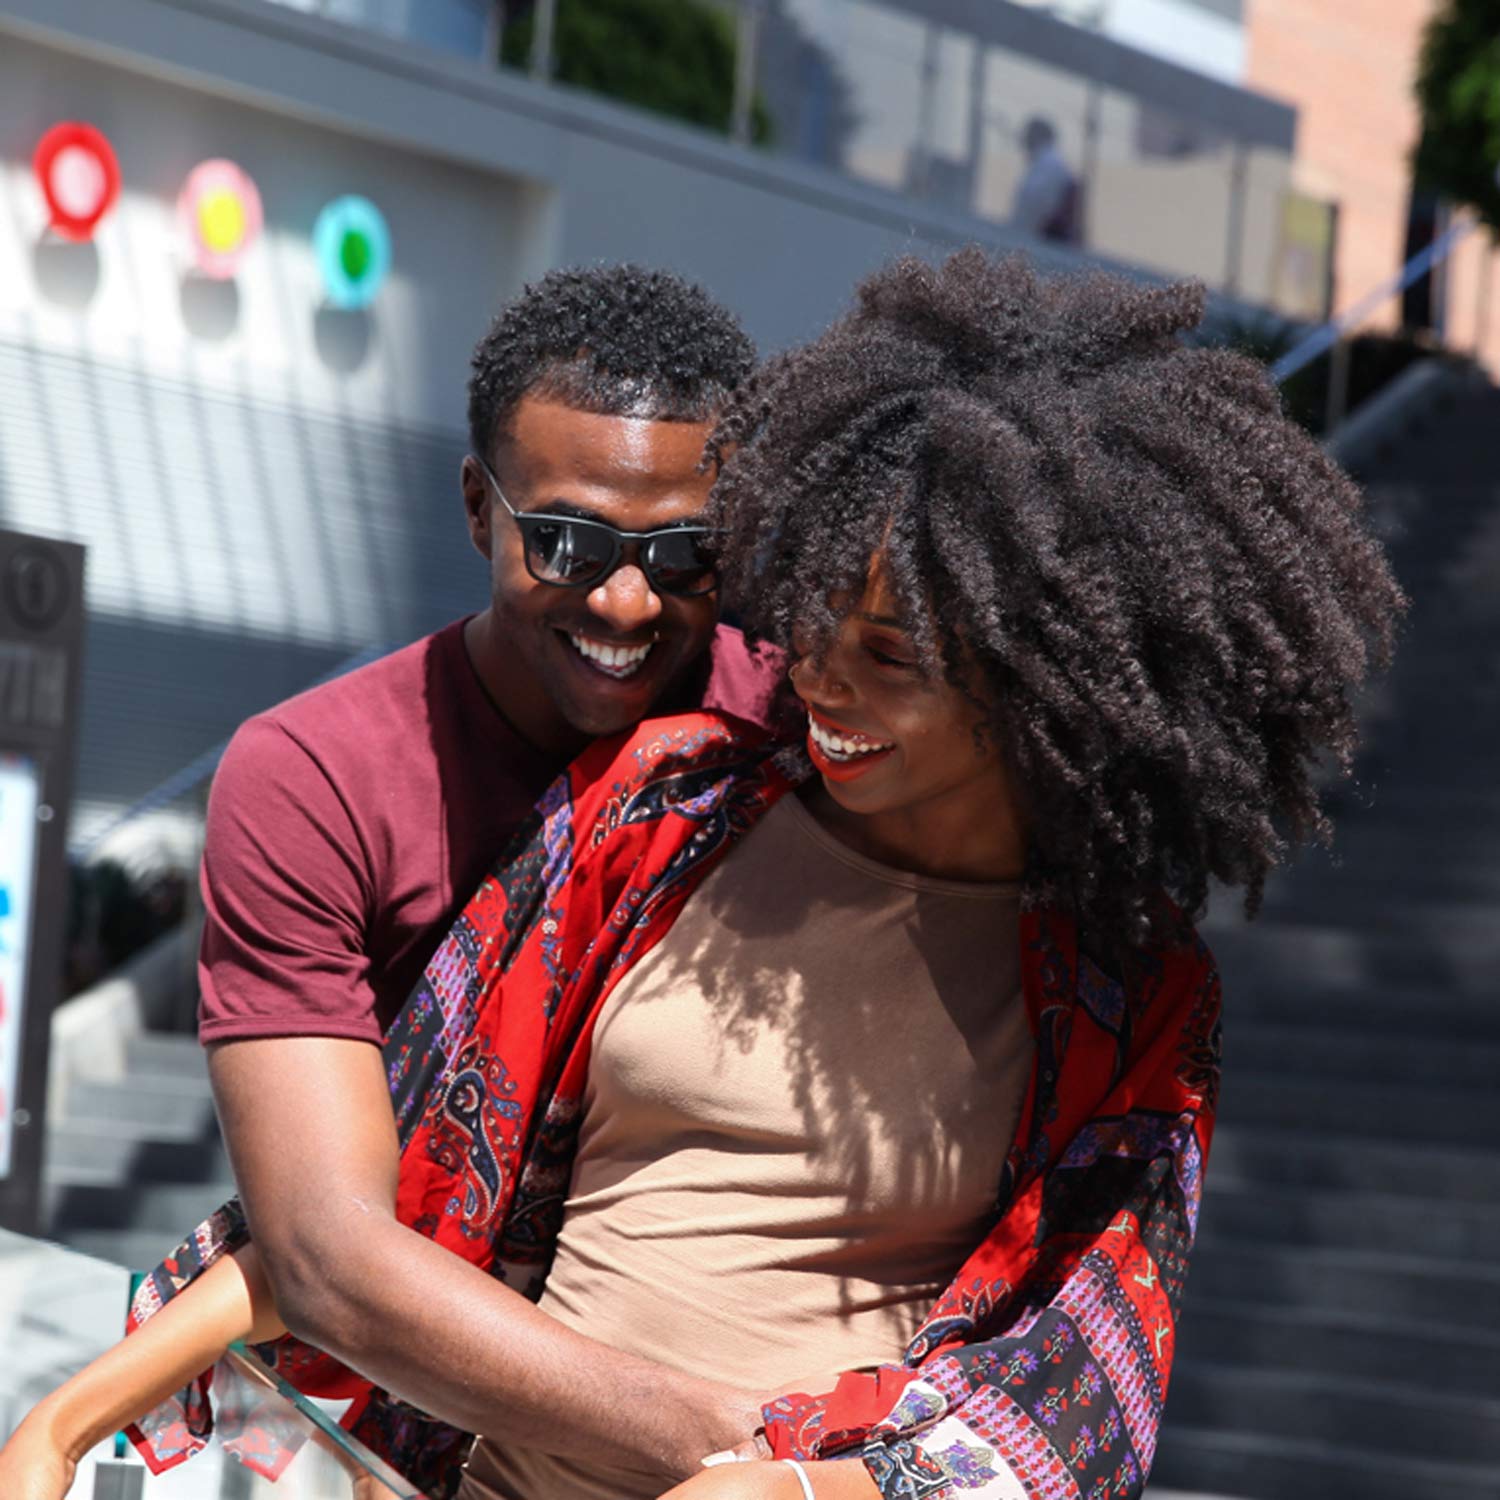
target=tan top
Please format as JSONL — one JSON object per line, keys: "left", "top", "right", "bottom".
{"left": 462, "top": 792, "right": 1032, "bottom": 1500}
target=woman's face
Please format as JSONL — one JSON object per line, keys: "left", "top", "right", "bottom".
{"left": 788, "top": 563, "right": 1022, "bottom": 863}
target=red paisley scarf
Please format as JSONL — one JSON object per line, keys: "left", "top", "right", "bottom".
{"left": 126, "top": 712, "right": 1219, "bottom": 1500}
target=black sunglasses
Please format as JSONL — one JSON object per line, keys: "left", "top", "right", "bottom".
{"left": 474, "top": 456, "right": 719, "bottom": 597}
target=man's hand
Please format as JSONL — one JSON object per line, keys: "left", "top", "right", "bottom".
{"left": 210, "top": 1036, "right": 762, "bottom": 1478}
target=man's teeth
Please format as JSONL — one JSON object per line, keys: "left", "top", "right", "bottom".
{"left": 808, "top": 718, "right": 894, "bottom": 761}
{"left": 569, "top": 633, "right": 653, "bottom": 678}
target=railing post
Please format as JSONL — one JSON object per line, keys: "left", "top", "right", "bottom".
{"left": 908, "top": 21, "right": 940, "bottom": 196}
{"left": 1224, "top": 141, "right": 1246, "bottom": 297}
{"left": 482, "top": 0, "right": 502, "bottom": 65}
{"left": 1325, "top": 335, "right": 1353, "bottom": 433}
{"left": 529, "top": 0, "right": 556, "bottom": 81}
{"left": 730, "top": 0, "right": 764, "bottom": 145}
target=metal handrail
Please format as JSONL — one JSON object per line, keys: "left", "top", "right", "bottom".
{"left": 1270, "top": 217, "right": 1479, "bottom": 386}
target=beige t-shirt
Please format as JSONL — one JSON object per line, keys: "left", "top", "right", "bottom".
{"left": 462, "top": 792, "right": 1032, "bottom": 1500}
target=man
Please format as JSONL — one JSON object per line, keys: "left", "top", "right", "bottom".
{"left": 1010, "top": 117, "right": 1082, "bottom": 245}
{"left": 198, "top": 266, "right": 777, "bottom": 1486}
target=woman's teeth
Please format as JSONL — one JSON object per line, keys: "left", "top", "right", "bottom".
{"left": 809, "top": 718, "right": 894, "bottom": 761}
{"left": 569, "top": 633, "right": 653, "bottom": 679}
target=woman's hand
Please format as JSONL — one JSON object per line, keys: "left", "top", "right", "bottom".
{"left": 661, "top": 1458, "right": 881, "bottom": 1500}
{"left": 0, "top": 1414, "right": 79, "bottom": 1500}
{"left": 660, "top": 1459, "right": 804, "bottom": 1500}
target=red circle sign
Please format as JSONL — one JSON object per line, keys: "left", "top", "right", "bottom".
{"left": 34, "top": 122, "right": 121, "bottom": 241}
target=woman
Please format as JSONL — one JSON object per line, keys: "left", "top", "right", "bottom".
{"left": 0, "top": 251, "right": 1401, "bottom": 1500}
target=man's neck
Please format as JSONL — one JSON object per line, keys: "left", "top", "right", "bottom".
{"left": 461, "top": 612, "right": 716, "bottom": 761}
{"left": 462, "top": 613, "right": 590, "bottom": 761}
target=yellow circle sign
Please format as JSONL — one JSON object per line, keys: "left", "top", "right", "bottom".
{"left": 197, "top": 189, "right": 247, "bottom": 254}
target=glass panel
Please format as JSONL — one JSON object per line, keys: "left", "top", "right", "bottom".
{"left": 1, "top": 1229, "right": 433, "bottom": 1498}
{"left": 1086, "top": 91, "right": 1237, "bottom": 284}
{"left": 1269, "top": 186, "right": 1337, "bottom": 324}
{"left": 262, "top": 0, "right": 492, "bottom": 60}
{"left": 759, "top": 0, "right": 1292, "bottom": 297}
{"left": 973, "top": 47, "right": 1091, "bottom": 240}
{"left": 771, "top": 0, "right": 928, "bottom": 192}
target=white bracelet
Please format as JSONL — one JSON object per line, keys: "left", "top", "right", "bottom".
{"left": 782, "top": 1458, "right": 816, "bottom": 1500}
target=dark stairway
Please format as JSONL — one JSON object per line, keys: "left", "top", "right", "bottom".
{"left": 1152, "top": 377, "right": 1500, "bottom": 1498}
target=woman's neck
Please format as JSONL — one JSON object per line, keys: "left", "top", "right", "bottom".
{"left": 797, "top": 778, "right": 1028, "bottom": 884}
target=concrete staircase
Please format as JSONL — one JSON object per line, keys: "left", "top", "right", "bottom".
{"left": 44, "top": 1030, "right": 235, "bottom": 1273}
{"left": 1152, "top": 379, "right": 1500, "bottom": 1498}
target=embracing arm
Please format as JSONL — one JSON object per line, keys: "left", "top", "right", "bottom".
{"left": 0, "top": 1245, "right": 281, "bottom": 1500}
{"left": 212, "top": 1036, "right": 762, "bottom": 1480}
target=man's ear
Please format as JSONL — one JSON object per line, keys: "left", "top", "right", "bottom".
{"left": 460, "top": 455, "right": 494, "bottom": 561}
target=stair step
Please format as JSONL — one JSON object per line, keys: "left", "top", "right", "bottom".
{"left": 1207, "top": 1127, "right": 1500, "bottom": 1202}
{"left": 58, "top": 1228, "right": 210, "bottom": 1275}
{"left": 1228, "top": 1022, "right": 1500, "bottom": 1089}
{"left": 1200, "top": 1179, "right": 1500, "bottom": 1263}
{"left": 1217, "top": 1075, "right": 1500, "bottom": 1148}
{"left": 1188, "top": 1241, "right": 1500, "bottom": 1327}
{"left": 123, "top": 1031, "right": 210, "bottom": 1080}
{"left": 1205, "top": 918, "right": 1500, "bottom": 998}
{"left": 1174, "top": 1297, "right": 1500, "bottom": 1397}
{"left": 44, "top": 1123, "right": 230, "bottom": 1186}
{"left": 1207, "top": 977, "right": 1500, "bottom": 1040}
{"left": 1153, "top": 1422, "right": 1500, "bottom": 1500}
{"left": 1261, "top": 863, "right": 1500, "bottom": 910}
{"left": 1167, "top": 1361, "right": 1500, "bottom": 1466}
{"left": 63, "top": 1080, "right": 217, "bottom": 1134}
{"left": 45, "top": 1179, "right": 237, "bottom": 1236}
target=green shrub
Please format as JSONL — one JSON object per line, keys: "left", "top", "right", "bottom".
{"left": 502, "top": 0, "right": 773, "bottom": 144}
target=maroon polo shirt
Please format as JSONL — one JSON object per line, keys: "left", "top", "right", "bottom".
{"left": 197, "top": 620, "right": 780, "bottom": 1046}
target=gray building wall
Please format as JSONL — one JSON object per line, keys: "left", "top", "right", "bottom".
{"left": 0, "top": 0, "right": 1288, "bottom": 844}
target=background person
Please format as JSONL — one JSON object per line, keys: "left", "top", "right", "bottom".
{"left": 1010, "top": 117, "right": 1082, "bottom": 245}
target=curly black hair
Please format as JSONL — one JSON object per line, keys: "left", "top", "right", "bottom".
{"left": 467, "top": 263, "right": 756, "bottom": 460}
{"left": 707, "top": 248, "right": 1405, "bottom": 952}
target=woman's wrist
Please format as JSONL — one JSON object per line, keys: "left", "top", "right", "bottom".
{"left": 13, "top": 1394, "right": 91, "bottom": 1466}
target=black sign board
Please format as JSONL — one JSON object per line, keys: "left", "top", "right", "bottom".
{"left": 0, "top": 530, "right": 85, "bottom": 1234}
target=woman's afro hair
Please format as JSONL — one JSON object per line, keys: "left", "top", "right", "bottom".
{"left": 707, "top": 248, "right": 1405, "bottom": 953}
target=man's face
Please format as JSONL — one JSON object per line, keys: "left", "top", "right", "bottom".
{"left": 463, "top": 395, "right": 721, "bottom": 753}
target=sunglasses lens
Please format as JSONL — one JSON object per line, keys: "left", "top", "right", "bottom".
{"left": 524, "top": 519, "right": 615, "bottom": 587}
{"left": 645, "top": 531, "right": 718, "bottom": 595}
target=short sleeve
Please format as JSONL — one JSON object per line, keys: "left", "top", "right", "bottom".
{"left": 197, "top": 717, "right": 382, "bottom": 1045}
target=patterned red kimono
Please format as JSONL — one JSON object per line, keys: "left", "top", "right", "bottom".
{"left": 126, "top": 712, "right": 1220, "bottom": 1500}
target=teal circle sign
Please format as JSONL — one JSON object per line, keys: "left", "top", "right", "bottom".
{"left": 314, "top": 195, "right": 391, "bottom": 310}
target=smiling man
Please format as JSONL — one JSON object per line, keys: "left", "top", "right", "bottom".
{"left": 195, "top": 266, "right": 778, "bottom": 1487}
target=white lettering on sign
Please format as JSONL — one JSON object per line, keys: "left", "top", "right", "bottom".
{"left": 0, "top": 644, "right": 67, "bottom": 731}
{"left": 0, "top": 754, "right": 40, "bottom": 1180}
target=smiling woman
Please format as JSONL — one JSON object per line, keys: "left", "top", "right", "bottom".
{"left": 708, "top": 248, "right": 1405, "bottom": 952}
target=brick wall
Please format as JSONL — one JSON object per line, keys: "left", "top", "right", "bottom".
{"left": 1244, "top": 0, "right": 1499, "bottom": 369}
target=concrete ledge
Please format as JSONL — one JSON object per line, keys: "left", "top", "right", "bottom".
{"left": 1327, "top": 358, "right": 1490, "bottom": 477}
{"left": 47, "top": 922, "right": 198, "bottom": 1120}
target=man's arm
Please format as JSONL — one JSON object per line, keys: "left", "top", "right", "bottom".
{"left": 211, "top": 1036, "right": 764, "bottom": 1480}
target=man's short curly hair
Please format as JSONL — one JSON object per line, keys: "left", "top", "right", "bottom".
{"left": 467, "top": 264, "right": 756, "bottom": 460}
{"left": 707, "top": 248, "right": 1405, "bottom": 952}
